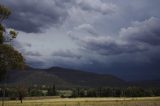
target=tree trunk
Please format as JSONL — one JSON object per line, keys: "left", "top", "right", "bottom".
{"left": 2, "top": 87, "right": 5, "bottom": 106}
{"left": 21, "top": 99, "right": 22, "bottom": 104}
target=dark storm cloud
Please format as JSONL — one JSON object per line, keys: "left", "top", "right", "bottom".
{"left": 1, "top": 0, "right": 69, "bottom": 33}
{"left": 120, "top": 17, "right": 160, "bottom": 46}
{"left": 1, "top": 0, "right": 116, "bottom": 33}
{"left": 52, "top": 50, "right": 82, "bottom": 59}
{"left": 25, "top": 58, "right": 46, "bottom": 68}
{"left": 2, "top": 0, "right": 160, "bottom": 80}
{"left": 72, "top": 17, "right": 160, "bottom": 56}
{"left": 74, "top": 24, "right": 98, "bottom": 36}
{"left": 77, "top": 36, "right": 147, "bottom": 55}
{"left": 76, "top": 0, "right": 117, "bottom": 15}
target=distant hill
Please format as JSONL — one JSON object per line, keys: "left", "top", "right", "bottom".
{"left": 46, "top": 67, "right": 126, "bottom": 87}
{"left": 1, "top": 66, "right": 158, "bottom": 88}
{"left": 0, "top": 66, "right": 126, "bottom": 88}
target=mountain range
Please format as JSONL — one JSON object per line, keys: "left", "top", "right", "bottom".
{"left": 0, "top": 66, "right": 159, "bottom": 88}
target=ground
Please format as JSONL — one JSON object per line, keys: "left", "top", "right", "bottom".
{"left": 1, "top": 97, "right": 160, "bottom": 106}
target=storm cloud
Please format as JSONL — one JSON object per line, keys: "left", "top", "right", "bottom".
{"left": 1, "top": 0, "right": 116, "bottom": 33}
{"left": 120, "top": 17, "right": 160, "bottom": 46}
{"left": 76, "top": 0, "right": 117, "bottom": 15}
{"left": 1, "top": 0, "right": 160, "bottom": 80}
{"left": 2, "top": 0, "right": 69, "bottom": 33}
{"left": 71, "top": 17, "right": 160, "bottom": 56}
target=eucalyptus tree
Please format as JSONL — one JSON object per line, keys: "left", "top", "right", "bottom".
{"left": 0, "top": 4, "right": 25, "bottom": 106}
{"left": 0, "top": 4, "right": 25, "bottom": 80}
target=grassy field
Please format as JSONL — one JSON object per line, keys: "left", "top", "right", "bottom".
{"left": 0, "top": 97, "right": 160, "bottom": 106}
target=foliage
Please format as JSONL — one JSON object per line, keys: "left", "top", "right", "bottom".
{"left": 0, "top": 44, "right": 24, "bottom": 80}
{"left": 0, "top": 86, "right": 160, "bottom": 98}
{"left": 29, "top": 89, "right": 44, "bottom": 97}
{"left": 0, "top": 4, "right": 11, "bottom": 22}
{"left": 16, "top": 85, "right": 27, "bottom": 103}
{"left": 0, "top": 4, "right": 25, "bottom": 80}
{"left": 71, "top": 87, "right": 160, "bottom": 97}
{"left": 47, "top": 85, "right": 57, "bottom": 96}
{"left": 7, "top": 89, "right": 18, "bottom": 100}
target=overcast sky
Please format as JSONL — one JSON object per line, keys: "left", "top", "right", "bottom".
{"left": 1, "top": 0, "right": 160, "bottom": 80}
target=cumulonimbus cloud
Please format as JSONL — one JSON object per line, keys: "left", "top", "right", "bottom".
{"left": 1, "top": 0, "right": 116, "bottom": 33}
{"left": 70, "top": 17, "right": 160, "bottom": 56}
{"left": 76, "top": 0, "right": 117, "bottom": 15}
{"left": 52, "top": 50, "right": 82, "bottom": 59}
{"left": 120, "top": 17, "right": 160, "bottom": 46}
{"left": 2, "top": 0, "right": 69, "bottom": 33}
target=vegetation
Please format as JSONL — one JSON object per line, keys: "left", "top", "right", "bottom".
{"left": 0, "top": 4, "right": 25, "bottom": 80}
{"left": 16, "top": 85, "right": 27, "bottom": 103}
{"left": 1, "top": 66, "right": 127, "bottom": 87}
{"left": 47, "top": 85, "right": 57, "bottom": 96}
{"left": 0, "top": 86, "right": 160, "bottom": 100}
{"left": 71, "top": 87, "right": 160, "bottom": 98}
{"left": 0, "top": 4, "right": 25, "bottom": 105}
{"left": 0, "top": 2, "right": 159, "bottom": 106}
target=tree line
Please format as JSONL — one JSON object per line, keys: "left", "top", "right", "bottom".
{"left": 0, "top": 85, "right": 57, "bottom": 100}
{"left": 0, "top": 86, "right": 160, "bottom": 100}
{"left": 71, "top": 87, "right": 160, "bottom": 97}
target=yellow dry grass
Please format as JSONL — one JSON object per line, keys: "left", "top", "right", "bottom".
{"left": 1, "top": 97, "right": 160, "bottom": 106}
